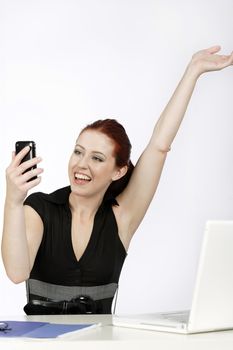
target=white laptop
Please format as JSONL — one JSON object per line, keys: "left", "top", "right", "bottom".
{"left": 113, "top": 221, "right": 233, "bottom": 334}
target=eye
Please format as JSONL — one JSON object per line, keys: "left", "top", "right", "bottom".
{"left": 74, "top": 149, "right": 82, "bottom": 155}
{"left": 92, "top": 156, "right": 104, "bottom": 162}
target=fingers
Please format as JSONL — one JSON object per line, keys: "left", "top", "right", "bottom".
{"left": 205, "top": 45, "right": 221, "bottom": 54}
{"left": 5, "top": 163, "right": 44, "bottom": 203}
{"left": 16, "top": 156, "right": 42, "bottom": 175}
{"left": 12, "top": 151, "right": 15, "bottom": 160}
{"left": 5, "top": 148, "right": 44, "bottom": 205}
{"left": 17, "top": 164, "right": 43, "bottom": 179}
{"left": 7, "top": 175, "right": 43, "bottom": 202}
{"left": 192, "top": 45, "right": 221, "bottom": 61}
{"left": 11, "top": 160, "right": 44, "bottom": 190}
{"left": 9, "top": 145, "right": 42, "bottom": 173}
{"left": 8, "top": 157, "right": 43, "bottom": 186}
{"left": 13, "top": 146, "right": 31, "bottom": 166}
{"left": 191, "top": 45, "right": 233, "bottom": 74}
{"left": 6, "top": 161, "right": 43, "bottom": 184}
{"left": 20, "top": 175, "right": 43, "bottom": 192}
{"left": 216, "top": 51, "right": 233, "bottom": 70}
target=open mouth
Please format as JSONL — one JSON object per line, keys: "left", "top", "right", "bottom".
{"left": 74, "top": 172, "right": 92, "bottom": 183}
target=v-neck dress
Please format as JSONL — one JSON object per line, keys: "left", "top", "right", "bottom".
{"left": 23, "top": 186, "right": 127, "bottom": 314}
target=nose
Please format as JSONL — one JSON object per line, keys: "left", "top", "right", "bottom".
{"left": 77, "top": 154, "right": 89, "bottom": 168}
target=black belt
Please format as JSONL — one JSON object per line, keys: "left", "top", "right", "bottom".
{"left": 24, "top": 295, "right": 98, "bottom": 315}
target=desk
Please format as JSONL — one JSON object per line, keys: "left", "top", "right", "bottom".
{"left": 1, "top": 314, "right": 233, "bottom": 350}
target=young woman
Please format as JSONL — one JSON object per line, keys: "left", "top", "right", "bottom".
{"left": 2, "top": 46, "right": 233, "bottom": 314}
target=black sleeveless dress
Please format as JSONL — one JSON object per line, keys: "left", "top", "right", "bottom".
{"left": 23, "top": 186, "right": 127, "bottom": 314}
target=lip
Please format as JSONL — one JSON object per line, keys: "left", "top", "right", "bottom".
{"left": 75, "top": 172, "right": 92, "bottom": 180}
{"left": 73, "top": 172, "right": 92, "bottom": 185}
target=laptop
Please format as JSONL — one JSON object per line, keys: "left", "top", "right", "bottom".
{"left": 113, "top": 221, "right": 233, "bottom": 334}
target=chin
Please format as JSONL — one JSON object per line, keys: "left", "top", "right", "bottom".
{"left": 70, "top": 183, "right": 108, "bottom": 201}
{"left": 70, "top": 184, "right": 86, "bottom": 196}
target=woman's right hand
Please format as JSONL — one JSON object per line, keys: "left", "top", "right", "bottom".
{"left": 5, "top": 146, "right": 43, "bottom": 205}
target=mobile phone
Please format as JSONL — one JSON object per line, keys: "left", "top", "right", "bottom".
{"left": 15, "top": 141, "right": 37, "bottom": 181}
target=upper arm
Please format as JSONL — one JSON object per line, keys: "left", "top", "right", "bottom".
{"left": 24, "top": 205, "right": 44, "bottom": 271}
{"left": 115, "top": 143, "right": 168, "bottom": 240}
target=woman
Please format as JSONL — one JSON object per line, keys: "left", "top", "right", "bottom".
{"left": 2, "top": 46, "right": 233, "bottom": 314}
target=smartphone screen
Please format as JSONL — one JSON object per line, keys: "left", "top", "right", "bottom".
{"left": 15, "top": 141, "right": 37, "bottom": 181}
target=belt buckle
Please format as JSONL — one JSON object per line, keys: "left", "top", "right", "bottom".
{"left": 69, "top": 295, "right": 95, "bottom": 314}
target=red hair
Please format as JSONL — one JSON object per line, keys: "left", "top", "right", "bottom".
{"left": 80, "top": 119, "right": 134, "bottom": 199}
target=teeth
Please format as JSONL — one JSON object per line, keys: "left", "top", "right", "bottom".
{"left": 75, "top": 173, "right": 91, "bottom": 181}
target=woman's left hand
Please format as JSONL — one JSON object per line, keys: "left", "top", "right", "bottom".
{"left": 189, "top": 45, "right": 233, "bottom": 76}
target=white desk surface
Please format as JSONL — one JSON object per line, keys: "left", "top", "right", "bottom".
{"left": 1, "top": 314, "right": 233, "bottom": 350}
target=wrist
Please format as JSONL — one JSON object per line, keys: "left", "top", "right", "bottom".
{"left": 5, "top": 195, "right": 25, "bottom": 209}
{"left": 185, "top": 61, "right": 203, "bottom": 80}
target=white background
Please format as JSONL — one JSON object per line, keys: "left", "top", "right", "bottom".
{"left": 0, "top": 0, "right": 232, "bottom": 316}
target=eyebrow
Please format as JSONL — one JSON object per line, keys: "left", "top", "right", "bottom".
{"left": 75, "top": 144, "right": 107, "bottom": 158}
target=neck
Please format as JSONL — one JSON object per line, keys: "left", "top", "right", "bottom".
{"left": 69, "top": 192, "right": 104, "bottom": 220}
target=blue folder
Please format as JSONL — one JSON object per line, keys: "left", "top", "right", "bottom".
{"left": 0, "top": 320, "right": 100, "bottom": 338}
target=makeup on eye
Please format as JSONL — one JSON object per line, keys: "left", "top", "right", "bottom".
{"left": 92, "top": 155, "right": 104, "bottom": 162}
{"left": 74, "top": 149, "right": 82, "bottom": 155}
{"left": 74, "top": 145, "right": 106, "bottom": 162}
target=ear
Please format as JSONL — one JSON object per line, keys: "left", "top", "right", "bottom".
{"left": 112, "top": 165, "right": 128, "bottom": 181}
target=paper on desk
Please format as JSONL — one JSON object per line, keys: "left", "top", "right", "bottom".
{"left": 0, "top": 320, "right": 100, "bottom": 338}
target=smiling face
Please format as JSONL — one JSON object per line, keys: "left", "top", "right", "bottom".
{"left": 68, "top": 130, "right": 125, "bottom": 199}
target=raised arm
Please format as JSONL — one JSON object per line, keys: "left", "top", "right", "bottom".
{"left": 116, "top": 46, "right": 233, "bottom": 247}
{"left": 1, "top": 147, "right": 43, "bottom": 283}
{"left": 150, "top": 46, "right": 233, "bottom": 152}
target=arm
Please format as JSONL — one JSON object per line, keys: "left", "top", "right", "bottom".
{"left": 116, "top": 46, "right": 233, "bottom": 247}
{"left": 1, "top": 147, "right": 43, "bottom": 283}
{"left": 150, "top": 46, "right": 233, "bottom": 152}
